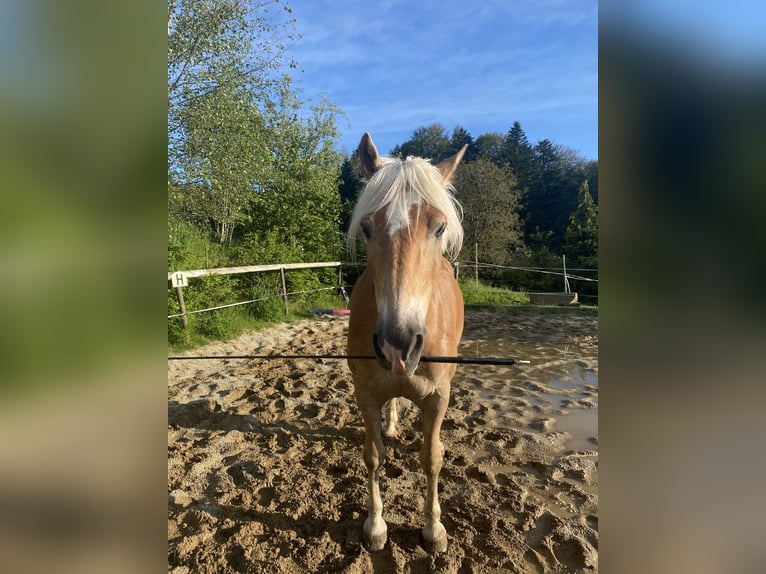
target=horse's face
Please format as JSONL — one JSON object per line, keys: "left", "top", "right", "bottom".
{"left": 353, "top": 132, "right": 466, "bottom": 376}
{"left": 361, "top": 204, "right": 448, "bottom": 375}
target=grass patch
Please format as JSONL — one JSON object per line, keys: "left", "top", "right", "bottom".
{"left": 459, "top": 279, "right": 529, "bottom": 306}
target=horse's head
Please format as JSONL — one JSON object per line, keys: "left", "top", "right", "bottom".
{"left": 350, "top": 132, "right": 466, "bottom": 375}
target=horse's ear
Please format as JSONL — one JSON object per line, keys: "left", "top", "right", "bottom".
{"left": 358, "top": 132, "right": 382, "bottom": 179}
{"left": 437, "top": 144, "right": 468, "bottom": 183}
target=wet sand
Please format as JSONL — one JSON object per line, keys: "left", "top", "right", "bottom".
{"left": 168, "top": 307, "right": 598, "bottom": 572}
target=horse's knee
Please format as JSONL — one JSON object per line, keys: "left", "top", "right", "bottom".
{"left": 363, "top": 442, "right": 380, "bottom": 472}
{"left": 362, "top": 421, "right": 385, "bottom": 471}
{"left": 420, "top": 443, "right": 444, "bottom": 476}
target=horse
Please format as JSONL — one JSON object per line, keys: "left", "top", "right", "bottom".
{"left": 346, "top": 132, "right": 467, "bottom": 553}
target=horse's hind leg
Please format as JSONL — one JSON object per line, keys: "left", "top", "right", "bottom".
{"left": 357, "top": 393, "right": 388, "bottom": 550}
{"left": 420, "top": 394, "right": 449, "bottom": 553}
{"left": 382, "top": 398, "right": 399, "bottom": 437}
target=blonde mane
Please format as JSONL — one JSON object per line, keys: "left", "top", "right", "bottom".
{"left": 347, "top": 156, "right": 464, "bottom": 260}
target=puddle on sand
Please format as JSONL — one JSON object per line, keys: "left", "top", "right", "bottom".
{"left": 549, "top": 369, "right": 598, "bottom": 391}
{"left": 554, "top": 408, "right": 598, "bottom": 452}
{"left": 459, "top": 334, "right": 598, "bottom": 453}
{"left": 528, "top": 369, "right": 598, "bottom": 452}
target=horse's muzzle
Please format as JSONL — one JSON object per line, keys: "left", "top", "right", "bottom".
{"left": 372, "top": 329, "right": 425, "bottom": 376}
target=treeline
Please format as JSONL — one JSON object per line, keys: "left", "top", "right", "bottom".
{"left": 340, "top": 122, "right": 598, "bottom": 295}
{"left": 167, "top": 1, "right": 597, "bottom": 347}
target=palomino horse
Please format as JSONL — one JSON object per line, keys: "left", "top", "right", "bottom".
{"left": 346, "top": 132, "right": 467, "bottom": 553}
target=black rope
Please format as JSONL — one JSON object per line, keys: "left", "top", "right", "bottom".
{"left": 167, "top": 354, "right": 529, "bottom": 365}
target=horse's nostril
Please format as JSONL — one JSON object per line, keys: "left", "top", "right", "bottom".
{"left": 408, "top": 333, "right": 424, "bottom": 358}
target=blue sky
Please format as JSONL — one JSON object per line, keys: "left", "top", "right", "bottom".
{"left": 285, "top": 0, "right": 598, "bottom": 159}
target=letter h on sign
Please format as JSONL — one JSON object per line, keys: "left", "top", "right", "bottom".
{"left": 173, "top": 272, "right": 188, "bottom": 287}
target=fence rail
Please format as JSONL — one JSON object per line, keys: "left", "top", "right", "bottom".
{"left": 168, "top": 261, "right": 343, "bottom": 327}
{"left": 167, "top": 261, "right": 342, "bottom": 282}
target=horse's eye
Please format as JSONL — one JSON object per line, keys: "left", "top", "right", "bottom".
{"left": 435, "top": 222, "right": 446, "bottom": 238}
{"left": 361, "top": 218, "right": 372, "bottom": 239}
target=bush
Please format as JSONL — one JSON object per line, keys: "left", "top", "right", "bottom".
{"left": 250, "top": 294, "right": 285, "bottom": 323}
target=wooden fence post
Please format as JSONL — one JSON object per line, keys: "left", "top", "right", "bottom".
{"left": 176, "top": 286, "right": 188, "bottom": 328}
{"left": 170, "top": 271, "right": 189, "bottom": 328}
{"left": 280, "top": 266, "right": 289, "bottom": 314}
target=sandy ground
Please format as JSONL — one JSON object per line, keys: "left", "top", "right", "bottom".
{"left": 168, "top": 307, "right": 598, "bottom": 573}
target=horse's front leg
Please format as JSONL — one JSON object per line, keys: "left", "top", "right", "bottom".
{"left": 420, "top": 393, "right": 449, "bottom": 553}
{"left": 357, "top": 392, "right": 388, "bottom": 550}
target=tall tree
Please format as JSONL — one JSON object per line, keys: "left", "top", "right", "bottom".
{"left": 502, "top": 121, "right": 536, "bottom": 183}
{"left": 564, "top": 180, "right": 598, "bottom": 268}
{"left": 449, "top": 125, "right": 476, "bottom": 161}
{"left": 168, "top": 0, "right": 301, "bottom": 242}
{"left": 175, "top": 82, "right": 268, "bottom": 242}
{"left": 473, "top": 132, "right": 505, "bottom": 165}
{"left": 169, "top": 0, "right": 345, "bottom": 251}
{"left": 453, "top": 159, "right": 524, "bottom": 265}
{"left": 248, "top": 85, "right": 344, "bottom": 258}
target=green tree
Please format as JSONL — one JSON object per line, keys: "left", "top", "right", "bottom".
{"left": 175, "top": 83, "right": 268, "bottom": 242}
{"left": 168, "top": 0, "right": 300, "bottom": 242}
{"left": 392, "top": 123, "right": 452, "bottom": 161}
{"left": 449, "top": 125, "right": 476, "bottom": 161}
{"left": 502, "top": 121, "right": 536, "bottom": 182}
{"left": 564, "top": 180, "right": 598, "bottom": 268}
{"left": 473, "top": 132, "right": 505, "bottom": 165}
{"left": 453, "top": 159, "right": 524, "bottom": 266}
{"left": 248, "top": 84, "right": 344, "bottom": 259}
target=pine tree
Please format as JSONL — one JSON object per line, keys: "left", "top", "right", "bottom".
{"left": 502, "top": 121, "right": 535, "bottom": 182}
{"left": 449, "top": 125, "right": 476, "bottom": 161}
{"left": 564, "top": 180, "right": 598, "bottom": 268}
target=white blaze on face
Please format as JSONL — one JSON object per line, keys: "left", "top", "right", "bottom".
{"left": 385, "top": 204, "right": 410, "bottom": 238}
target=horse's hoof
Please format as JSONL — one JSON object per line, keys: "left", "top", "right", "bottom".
{"left": 364, "top": 532, "right": 387, "bottom": 551}
{"left": 422, "top": 522, "right": 448, "bottom": 553}
{"left": 363, "top": 516, "right": 388, "bottom": 551}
